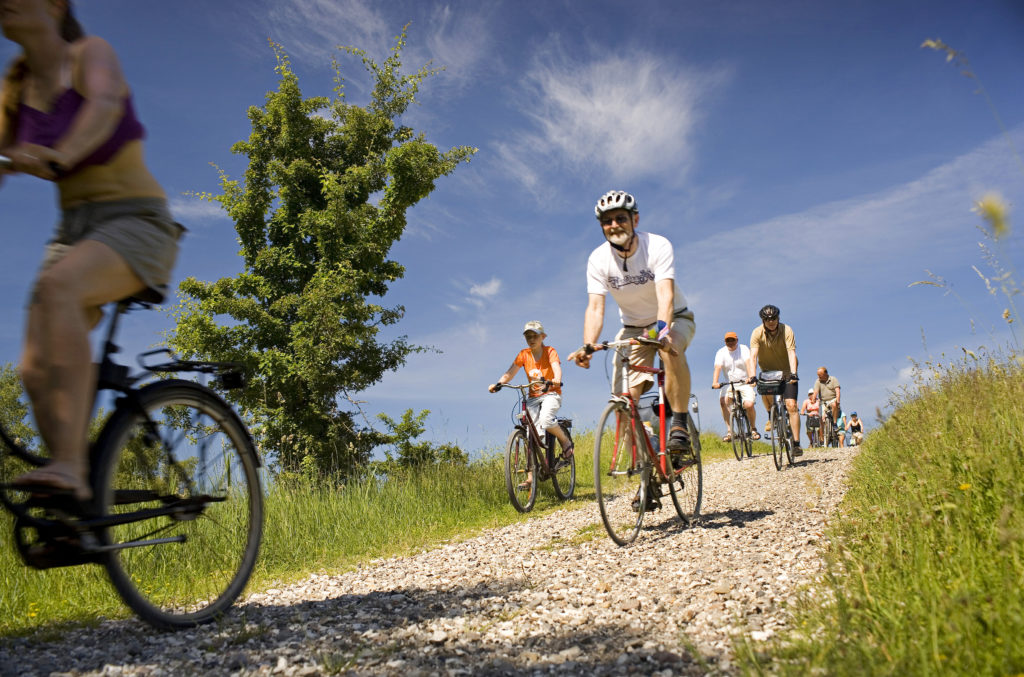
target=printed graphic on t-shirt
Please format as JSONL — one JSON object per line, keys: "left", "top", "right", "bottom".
{"left": 606, "top": 269, "right": 655, "bottom": 290}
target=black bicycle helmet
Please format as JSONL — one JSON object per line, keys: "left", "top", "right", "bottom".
{"left": 759, "top": 304, "right": 780, "bottom": 321}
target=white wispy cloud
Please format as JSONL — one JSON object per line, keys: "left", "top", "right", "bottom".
{"left": 416, "top": 4, "right": 494, "bottom": 89}
{"left": 168, "top": 196, "right": 228, "bottom": 224}
{"left": 496, "top": 47, "right": 730, "bottom": 195}
{"left": 469, "top": 277, "right": 501, "bottom": 299}
{"left": 258, "top": 0, "right": 391, "bottom": 63}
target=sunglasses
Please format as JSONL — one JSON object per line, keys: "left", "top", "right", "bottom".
{"left": 599, "top": 214, "right": 631, "bottom": 227}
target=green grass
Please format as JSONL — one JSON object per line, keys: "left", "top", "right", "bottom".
{"left": 740, "top": 355, "right": 1024, "bottom": 675}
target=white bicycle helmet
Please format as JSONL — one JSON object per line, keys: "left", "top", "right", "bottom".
{"left": 594, "top": 190, "right": 639, "bottom": 217}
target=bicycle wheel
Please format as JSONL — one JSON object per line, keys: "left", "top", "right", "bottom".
{"left": 729, "top": 409, "right": 744, "bottom": 462}
{"left": 770, "top": 405, "right": 785, "bottom": 471}
{"left": 781, "top": 409, "right": 795, "bottom": 465}
{"left": 736, "top": 409, "right": 753, "bottom": 458}
{"left": 667, "top": 416, "right": 702, "bottom": 526}
{"left": 821, "top": 415, "right": 833, "bottom": 448}
{"left": 594, "top": 401, "right": 648, "bottom": 546}
{"left": 550, "top": 426, "right": 576, "bottom": 500}
{"left": 504, "top": 428, "right": 536, "bottom": 513}
{"left": 741, "top": 411, "right": 757, "bottom": 458}
{"left": 92, "top": 380, "right": 263, "bottom": 629}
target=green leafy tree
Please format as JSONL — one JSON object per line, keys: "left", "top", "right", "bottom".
{"left": 373, "top": 408, "right": 468, "bottom": 475}
{"left": 0, "top": 363, "right": 38, "bottom": 477}
{"left": 168, "top": 30, "right": 476, "bottom": 476}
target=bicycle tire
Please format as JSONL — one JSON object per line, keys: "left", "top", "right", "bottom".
{"left": 594, "top": 400, "right": 647, "bottom": 546}
{"left": 735, "top": 409, "right": 753, "bottom": 458}
{"left": 770, "top": 405, "right": 784, "bottom": 471}
{"left": 821, "top": 415, "right": 835, "bottom": 448}
{"left": 667, "top": 416, "right": 702, "bottom": 526}
{"left": 504, "top": 428, "right": 536, "bottom": 512}
{"left": 92, "top": 380, "right": 263, "bottom": 629}
{"left": 550, "top": 425, "right": 576, "bottom": 501}
{"left": 781, "top": 408, "right": 795, "bottom": 465}
{"left": 729, "top": 409, "right": 744, "bottom": 462}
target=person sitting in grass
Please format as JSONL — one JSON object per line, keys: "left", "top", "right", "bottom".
{"left": 488, "top": 321, "right": 574, "bottom": 486}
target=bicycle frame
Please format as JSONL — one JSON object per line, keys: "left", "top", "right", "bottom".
{"left": 497, "top": 381, "right": 569, "bottom": 476}
{"left": 604, "top": 339, "right": 672, "bottom": 482}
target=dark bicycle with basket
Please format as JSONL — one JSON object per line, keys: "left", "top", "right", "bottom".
{"left": 0, "top": 296, "right": 263, "bottom": 629}
{"left": 756, "top": 370, "right": 796, "bottom": 470}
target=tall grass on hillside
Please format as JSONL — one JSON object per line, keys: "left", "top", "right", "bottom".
{"left": 742, "top": 353, "right": 1024, "bottom": 675}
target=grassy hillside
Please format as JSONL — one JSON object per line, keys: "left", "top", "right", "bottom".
{"left": 744, "top": 355, "right": 1024, "bottom": 675}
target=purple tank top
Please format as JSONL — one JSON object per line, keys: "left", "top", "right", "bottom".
{"left": 15, "top": 88, "right": 145, "bottom": 174}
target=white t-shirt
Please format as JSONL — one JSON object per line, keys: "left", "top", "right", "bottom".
{"left": 714, "top": 344, "right": 750, "bottom": 383}
{"left": 586, "top": 231, "right": 688, "bottom": 327}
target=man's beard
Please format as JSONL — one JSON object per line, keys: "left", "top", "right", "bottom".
{"left": 605, "top": 229, "right": 631, "bottom": 247}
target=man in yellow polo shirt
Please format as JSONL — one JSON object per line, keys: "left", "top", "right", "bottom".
{"left": 746, "top": 304, "right": 802, "bottom": 455}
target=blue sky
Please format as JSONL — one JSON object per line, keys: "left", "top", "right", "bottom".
{"left": 2, "top": 0, "right": 1023, "bottom": 457}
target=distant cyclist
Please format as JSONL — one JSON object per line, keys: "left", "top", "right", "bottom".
{"left": 813, "top": 367, "right": 841, "bottom": 425}
{"left": 848, "top": 411, "right": 864, "bottom": 445}
{"left": 568, "top": 190, "right": 696, "bottom": 458}
{"left": 711, "top": 331, "right": 758, "bottom": 441}
{"left": 800, "top": 388, "right": 820, "bottom": 447}
{"left": 1, "top": 0, "right": 184, "bottom": 500}
{"left": 747, "top": 304, "right": 801, "bottom": 455}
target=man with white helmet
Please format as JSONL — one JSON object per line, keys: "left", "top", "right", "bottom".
{"left": 568, "top": 190, "right": 697, "bottom": 456}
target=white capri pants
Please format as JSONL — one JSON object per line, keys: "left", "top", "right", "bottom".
{"left": 527, "top": 393, "right": 562, "bottom": 432}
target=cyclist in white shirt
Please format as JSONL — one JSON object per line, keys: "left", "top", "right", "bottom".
{"left": 711, "top": 331, "right": 758, "bottom": 440}
{"left": 568, "top": 190, "right": 697, "bottom": 456}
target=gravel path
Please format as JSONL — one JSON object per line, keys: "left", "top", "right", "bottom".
{"left": 1, "top": 446, "right": 856, "bottom": 676}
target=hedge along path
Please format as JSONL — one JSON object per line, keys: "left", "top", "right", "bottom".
{"left": 1, "top": 446, "right": 856, "bottom": 677}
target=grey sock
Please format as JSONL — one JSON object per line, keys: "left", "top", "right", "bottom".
{"left": 671, "top": 412, "right": 688, "bottom": 430}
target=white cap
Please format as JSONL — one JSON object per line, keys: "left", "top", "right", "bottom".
{"left": 523, "top": 321, "right": 544, "bottom": 335}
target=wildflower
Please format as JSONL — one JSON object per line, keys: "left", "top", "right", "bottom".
{"left": 958, "top": 483, "right": 971, "bottom": 491}
{"left": 973, "top": 193, "right": 1009, "bottom": 240}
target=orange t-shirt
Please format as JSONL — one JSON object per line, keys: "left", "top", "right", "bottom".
{"left": 515, "top": 346, "right": 562, "bottom": 397}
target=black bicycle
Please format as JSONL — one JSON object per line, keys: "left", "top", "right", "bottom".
{"left": 493, "top": 381, "right": 575, "bottom": 512}
{"left": 757, "top": 372, "right": 795, "bottom": 470}
{"left": 717, "top": 380, "right": 753, "bottom": 461}
{"left": 0, "top": 295, "right": 263, "bottom": 629}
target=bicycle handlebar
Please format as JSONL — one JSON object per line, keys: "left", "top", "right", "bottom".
{"left": 492, "top": 379, "right": 563, "bottom": 393}
{"left": 584, "top": 335, "right": 662, "bottom": 355}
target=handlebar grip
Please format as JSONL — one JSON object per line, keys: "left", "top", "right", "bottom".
{"left": 49, "top": 161, "right": 65, "bottom": 180}
{"left": 583, "top": 344, "right": 595, "bottom": 355}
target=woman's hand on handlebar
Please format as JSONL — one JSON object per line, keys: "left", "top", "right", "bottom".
{"left": 711, "top": 383, "right": 722, "bottom": 389}
{"left": 3, "top": 143, "right": 65, "bottom": 180}
{"left": 488, "top": 383, "right": 502, "bottom": 393}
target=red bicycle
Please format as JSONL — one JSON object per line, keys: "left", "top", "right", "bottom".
{"left": 589, "top": 336, "right": 702, "bottom": 545}
{"left": 493, "top": 381, "right": 575, "bottom": 512}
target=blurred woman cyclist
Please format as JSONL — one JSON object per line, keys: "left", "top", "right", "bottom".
{"left": 0, "top": 0, "right": 183, "bottom": 500}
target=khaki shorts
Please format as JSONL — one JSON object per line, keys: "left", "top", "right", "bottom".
{"left": 41, "top": 197, "right": 185, "bottom": 303}
{"left": 612, "top": 308, "right": 696, "bottom": 395}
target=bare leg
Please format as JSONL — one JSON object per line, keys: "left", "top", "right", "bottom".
{"left": 785, "top": 398, "right": 801, "bottom": 446}
{"left": 17, "top": 241, "right": 146, "bottom": 500}
{"left": 743, "top": 399, "right": 757, "bottom": 430}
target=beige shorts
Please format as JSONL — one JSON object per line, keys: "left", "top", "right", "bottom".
{"left": 41, "top": 197, "right": 185, "bottom": 303}
{"left": 612, "top": 308, "right": 696, "bottom": 395}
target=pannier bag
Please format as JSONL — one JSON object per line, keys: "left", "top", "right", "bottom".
{"left": 757, "top": 370, "right": 785, "bottom": 395}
